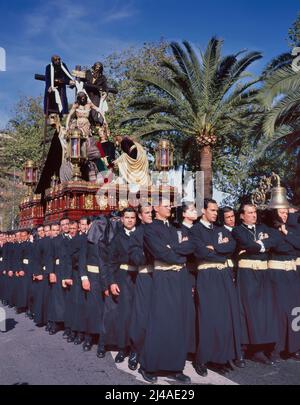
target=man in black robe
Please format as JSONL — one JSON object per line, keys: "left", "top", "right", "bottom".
{"left": 190, "top": 199, "right": 242, "bottom": 376}
{"left": 139, "top": 200, "right": 193, "bottom": 383}
{"left": 33, "top": 224, "right": 52, "bottom": 327}
{"left": 232, "top": 203, "right": 279, "bottom": 365}
{"left": 106, "top": 208, "right": 141, "bottom": 366}
{"left": 47, "top": 219, "right": 72, "bottom": 335}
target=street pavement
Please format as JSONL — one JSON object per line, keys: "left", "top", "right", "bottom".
{"left": 1, "top": 306, "right": 300, "bottom": 385}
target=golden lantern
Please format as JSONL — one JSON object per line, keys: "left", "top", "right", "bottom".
{"left": 23, "top": 160, "right": 38, "bottom": 195}
{"left": 155, "top": 139, "right": 174, "bottom": 185}
{"left": 155, "top": 139, "right": 174, "bottom": 170}
{"left": 66, "top": 127, "right": 87, "bottom": 181}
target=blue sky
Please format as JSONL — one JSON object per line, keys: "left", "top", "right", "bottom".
{"left": 0, "top": 0, "right": 299, "bottom": 128}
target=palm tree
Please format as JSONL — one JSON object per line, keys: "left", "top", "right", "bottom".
{"left": 259, "top": 53, "right": 300, "bottom": 143}
{"left": 123, "top": 37, "right": 262, "bottom": 197}
{"left": 255, "top": 52, "right": 300, "bottom": 202}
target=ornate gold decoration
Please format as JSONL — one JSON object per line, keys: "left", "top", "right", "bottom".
{"left": 251, "top": 173, "right": 289, "bottom": 209}
{"left": 84, "top": 195, "right": 94, "bottom": 210}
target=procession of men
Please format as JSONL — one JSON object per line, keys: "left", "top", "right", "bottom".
{"left": 1, "top": 200, "right": 300, "bottom": 384}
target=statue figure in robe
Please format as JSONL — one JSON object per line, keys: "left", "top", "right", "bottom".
{"left": 113, "top": 135, "right": 151, "bottom": 187}
{"left": 44, "top": 55, "right": 75, "bottom": 116}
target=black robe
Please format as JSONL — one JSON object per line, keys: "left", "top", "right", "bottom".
{"left": 44, "top": 62, "right": 72, "bottom": 115}
{"left": 105, "top": 227, "right": 141, "bottom": 350}
{"left": 64, "top": 233, "right": 87, "bottom": 332}
{"left": 232, "top": 223, "right": 279, "bottom": 345}
{"left": 128, "top": 224, "right": 154, "bottom": 355}
{"left": 47, "top": 234, "right": 72, "bottom": 323}
{"left": 78, "top": 234, "right": 107, "bottom": 335}
{"left": 268, "top": 227, "right": 300, "bottom": 353}
{"left": 33, "top": 237, "right": 52, "bottom": 326}
{"left": 190, "top": 222, "right": 242, "bottom": 364}
{"left": 139, "top": 219, "right": 193, "bottom": 373}
{"left": 84, "top": 70, "right": 108, "bottom": 107}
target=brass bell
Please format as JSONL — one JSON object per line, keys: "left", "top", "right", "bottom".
{"left": 268, "top": 175, "right": 290, "bottom": 209}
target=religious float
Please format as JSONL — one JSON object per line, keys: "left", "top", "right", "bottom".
{"left": 19, "top": 57, "right": 179, "bottom": 228}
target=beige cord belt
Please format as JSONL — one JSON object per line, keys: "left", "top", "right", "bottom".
{"left": 238, "top": 260, "right": 268, "bottom": 270}
{"left": 120, "top": 264, "right": 138, "bottom": 272}
{"left": 154, "top": 260, "right": 184, "bottom": 272}
{"left": 87, "top": 265, "right": 100, "bottom": 274}
{"left": 138, "top": 265, "right": 153, "bottom": 274}
{"left": 197, "top": 260, "right": 233, "bottom": 271}
{"left": 268, "top": 260, "right": 297, "bottom": 271}
{"left": 296, "top": 258, "right": 300, "bottom": 267}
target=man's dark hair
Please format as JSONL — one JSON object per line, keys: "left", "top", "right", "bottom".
{"left": 59, "top": 217, "right": 69, "bottom": 224}
{"left": 70, "top": 220, "right": 78, "bottom": 225}
{"left": 203, "top": 198, "right": 217, "bottom": 209}
{"left": 79, "top": 216, "right": 91, "bottom": 225}
{"left": 218, "top": 206, "right": 235, "bottom": 226}
{"left": 121, "top": 207, "right": 136, "bottom": 217}
{"left": 239, "top": 203, "right": 256, "bottom": 215}
{"left": 50, "top": 221, "right": 60, "bottom": 228}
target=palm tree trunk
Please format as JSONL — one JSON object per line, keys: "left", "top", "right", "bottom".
{"left": 200, "top": 145, "right": 213, "bottom": 198}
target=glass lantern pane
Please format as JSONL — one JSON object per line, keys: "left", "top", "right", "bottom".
{"left": 25, "top": 168, "right": 33, "bottom": 182}
{"left": 71, "top": 138, "right": 80, "bottom": 158}
{"left": 160, "top": 149, "right": 169, "bottom": 166}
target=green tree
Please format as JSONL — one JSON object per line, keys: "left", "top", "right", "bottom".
{"left": 255, "top": 13, "right": 300, "bottom": 203}
{"left": 103, "top": 40, "right": 173, "bottom": 137}
{"left": 0, "top": 96, "right": 46, "bottom": 230}
{"left": 123, "top": 38, "right": 262, "bottom": 197}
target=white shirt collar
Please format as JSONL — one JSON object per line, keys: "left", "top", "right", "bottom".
{"left": 182, "top": 221, "right": 193, "bottom": 229}
{"left": 244, "top": 223, "right": 256, "bottom": 230}
{"left": 125, "top": 227, "right": 136, "bottom": 236}
{"left": 200, "top": 219, "right": 213, "bottom": 229}
{"left": 224, "top": 225, "right": 233, "bottom": 232}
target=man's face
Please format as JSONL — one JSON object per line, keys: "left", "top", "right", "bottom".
{"left": 241, "top": 205, "right": 257, "bottom": 225}
{"left": 277, "top": 208, "right": 288, "bottom": 224}
{"left": 51, "top": 225, "right": 60, "bottom": 238}
{"left": 44, "top": 226, "right": 51, "bottom": 237}
{"left": 224, "top": 210, "right": 235, "bottom": 228}
{"left": 21, "top": 231, "right": 28, "bottom": 242}
{"left": 69, "top": 223, "right": 78, "bottom": 237}
{"left": 183, "top": 204, "right": 198, "bottom": 222}
{"left": 15, "top": 232, "right": 21, "bottom": 242}
{"left": 79, "top": 220, "right": 88, "bottom": 233}
{"left": 155, "top": 201, "right": 171, "bottom": 220}
{"left": 138, "top": 206, "right": 153, "bottom": 224}
{"left": 37, "top": 227, "right": 45, "bottom": 238}
{"left": 202, "top": 203, "right": 218, "bottom": 223}
{"left": 52, "top": 56, "right": 61, "bottom": 65}
{"left": 11, "top": 234, "right": 16, "bottom": 242}
{"left": 60, "top": 219, "right": 70, "bottom": 234}
{"left": 121, "top": 212, "right": 137, "bottom": 230}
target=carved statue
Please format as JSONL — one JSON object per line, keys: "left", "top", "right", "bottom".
{"left": 113, "top": 135, "right": 150, "bottom": 186}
